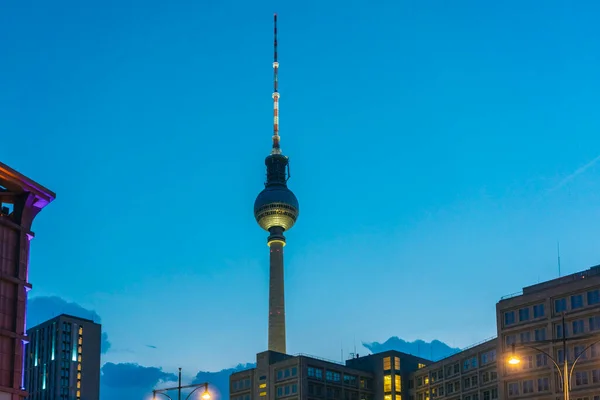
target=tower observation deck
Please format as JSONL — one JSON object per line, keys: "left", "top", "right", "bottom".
{"left": 253, "top": 14, "right": 299, "bottom": 354}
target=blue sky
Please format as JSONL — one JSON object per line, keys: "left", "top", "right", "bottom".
{"left": 2, "top": 0, "right": 600, "bottom": 384}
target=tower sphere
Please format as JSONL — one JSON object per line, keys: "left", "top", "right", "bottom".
{"left": 254, "top": 185, "right": 299, "bottom": 232}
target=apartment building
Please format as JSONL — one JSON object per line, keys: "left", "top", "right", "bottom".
{"left": 24, "top": 314, "right": 101, "bottom": 400}
{"left": 409, "top": 339, "right": 498, "bottom": 400}
{"left": 230, "top": 350, "right": 430, "bottom": 400}
{"left": 497, "top": 265, "right": 600, "bottom": 400}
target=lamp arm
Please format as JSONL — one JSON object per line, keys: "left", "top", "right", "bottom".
{"left": 520, "top": 344, "right": 563, "bottom": 382}
{"left": 155, "top": 393, "right": 174, "bottom": 400}
{"left": 185, "top": 383, "right": 209, "bottom": 400}
{"left": 568, "top": 338, "right": 600, "bottom": 384}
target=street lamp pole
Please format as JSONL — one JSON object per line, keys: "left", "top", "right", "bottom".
{"left": 151, "top": 369, "right": 211, "bottom": 400}
{"left": 561, "top": 314, "right": 569, "bottom": 400}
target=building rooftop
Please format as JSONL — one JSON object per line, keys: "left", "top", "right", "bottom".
{"left": 500, "top": 265, "right": 600, "bottom": 301}
{"left": 27, "top": 313, "right": 99, "bottom": 330}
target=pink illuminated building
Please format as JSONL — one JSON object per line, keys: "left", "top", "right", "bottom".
{"left": 0, "top": 162, "right": 55, "bottom": 400}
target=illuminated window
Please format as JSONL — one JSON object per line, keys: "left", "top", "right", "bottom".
{"left": 259, "top": 383, "right": 267, "bottom": 389}
{"left": 259, "top": 392, "right": 267, "bottom": 397}
{"left": 78, "top": 337, "right": 82, "bottom": 345}
{"left": 384, "top": 375, "right": 392, "bottom": 392}
{"left": 76, "top": 390, "right": 80, "bottom": 397}
{"left": 384, "top": 395, "right": 392, "bottom": 400}
{"left": 77, "top": 373, "right": 81, "bottom": 379}
{"left": 78, "top": 355, "right": 82, "bottom": 362}
{"left": 77, "top": 381, "right": 81, "bottom": 388}
{"left": 395, "top": 375, "right": 402, "bottom": 391}
{"left": 78, "top": 326, "right": 83, "bottom": 334}
{"left": 383, "top": 357, "right": 391, "bottom": 370}
{"left": 424, "top": 376, "right": 429, "bottom": 385}
{"left": 78, "top": 364, "right": 81, "bottom": 371}
{"left": 418, "top": 363, "right": 426, "bottom": 369}
{"left": 395, "top": 396, "right": 401, "bottom": 400}
{"left": 394, "top": 357, "right": 400, "bottom": 370}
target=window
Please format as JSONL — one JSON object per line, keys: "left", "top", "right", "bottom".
{"left": 333, "top": 372, "right": 341, "bottom": 382}
{"left": 491, "top": 389, "right": 498, "bottom": 399}
{"left": 471, "top": 375, "right": 477, "bottom": 386}
{"left": 520, "top": 331, "right": 531, "bottom": 343}
{"left": 536, "top": 353, "right": 548, "bottom": 367}
{"left": 326, "top": 371, "right": 334, "bottom": 381}
{"left": 308, "top": 367, "right": 315, "bottom": 378}
{"left": 344, "top": 374, "right": 357, "bottom": 387}
{"left": 592, "top": 343, "right": 600, "bottom": 358}
{"left": 508, "top": 382, "right": 519, "bottom": 396}
{"left": 316, "top": 369, "right": 323, "bottom": 380}
{"left": 519, "top": 308, "right": 530, "bottom": 321}
{"left": 384, "top": 375, "right": 392, "bottom": 392}
{"left": 533, "top": 303, "right": 545, "bottom": 318}
{"left": 463, "top": 377, "right": 470, "bottom": 389}
{"left": 483, "top": 391, "right": 490, "bottom": 400}
{"left": 505, "top": 335, "right": 516, "bottom": 346}
{"left": 571, "top": 294, "right": 584, "bottom": 309}
{"left": 555, "top": 298, "right": 567, "bottom": 313}
{"left": 481, "top": 350, "right": 496, "bottom": 365}
{"left": 505, "top": 311, "right": 516, "bottom": 326}
{"left": 534, "top": 328, "right": 546, "bottom": 341}
{"left": 291, "top": 367, "right": 297, "bottom": 376}
{"left": 556, "top": 324, "right": 568, "bottom": 339}
{"left": 395, "top": 375, "right": 401, "bottom": 392}
{"left": 537, "top": 377, "right": 549, "bottom": 391}
{"left": 575, "top": 371, "right": 588, "bottom": 386}
{"left": 383, "top": 357, "right": 391, "bottom": 370}
{"left": 558, "top": 349, "right": 569, "bottom": 363}
{"left": 592, "top": 369, "right": 600, "bottom": 384}
{"left": 573, "top": 319, "right": 585, "bottom": 334}
{"left": 522, "top": 380, "right": 533, "bottom": 394}
{"left": 453, "top": 364, "right": 459, "bottom": 374}
{"left": 418, "top": 363, "right": 426, "bottom": 369}
{"left": 590, "top": 316, "right": 600, "bottom": 331}
{"left": 588, "top": 289, "right": 600, "bottom": 305}
{"left": 394, "top": 357, "right": 400, "bottom": 370}
{"left": 574, "top": 345, "right": 587, "bottom": 360}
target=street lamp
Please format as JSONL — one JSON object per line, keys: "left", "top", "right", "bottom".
{"left": 506, "top": 313, "right": 600, "bottom": 400}
{"left": 152, "top": 368, "right": 212, "bottom": 400}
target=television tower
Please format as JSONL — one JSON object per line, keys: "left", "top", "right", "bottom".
{"left": 253, "top": 14, "right": 299, "bottom": 354}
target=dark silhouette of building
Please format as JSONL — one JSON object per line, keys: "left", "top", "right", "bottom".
{"left": 253, "top": 14, "right": 299, "bottom": 354}
{"left": 0, "top": 162, "right": 55, "bottom": 400}
{"left": 24, "top": 314, "right": 101, "bottom": 400}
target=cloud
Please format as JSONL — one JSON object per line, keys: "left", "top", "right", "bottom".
{"left": 101, "top": 363, "right": 177, "bottom": 388}
{"left": 362, "top": 337, "right": 460, "bottom": 361}
{"left": 146, "top": 345, "right": 157, "bottom": 349}
{"left": 100, "top": 363, "right": 179, "bottom": 400}
{"left": 548, "top": 154, "right": 600, "bottom": 193}
{"left": 27, "top": 296, "right": 111, "bottom": 354}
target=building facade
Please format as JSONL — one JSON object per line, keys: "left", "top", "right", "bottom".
{"left": 497, "top": 265, "right": 600, "bottom": 400}
{"left": 230, "top": 351, "right": 431, "bottom": 400}
{"left": 0, "top": 162, "right": 55, "bottom": 400}
{"left": 409, "top": 339, "right": 498, "bottom": 400}
{"left": 24, "top": 314, "right": 101, "bottom": 400}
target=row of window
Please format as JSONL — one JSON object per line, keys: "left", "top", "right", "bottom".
{"left": 383, "top": 357, "right": 401, "bottom": 371}
{"left": 414, "top": 351, "right": 497, "bottom": 387}
{"left": 383, "top": 375, "right": 401, "bottom": 393}
{"left": 508, "top": 370, "right": 600, "bottom": 397}
{"left": 232, "top": 378, "right": 251, "bottom": 391}
{"left": 414, "top": 388, "right": 498, "bottom": 400}
{"left": 505, "top": 316, "right": 600, "bottom": 346}
{"left": 504, "top": 289, "right": 600, "bottom": 327}
{"left": 307, "top": 367, "right": 369, "bottom": 389}
{"left": 277, "top": 367, "right": 298, "bottom": 381}
{"left": 276, "top": 383, "right": 298, "bottom": 398}
{"left": 231, "top": 395, "right": 251, "bottom": 400}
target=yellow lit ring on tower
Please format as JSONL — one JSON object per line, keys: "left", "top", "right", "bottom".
{"left": 267, "top": 239, "right": 286, "bottom": 247}
{"left": 255, "top": 202, "right": 298, "bottom": 231}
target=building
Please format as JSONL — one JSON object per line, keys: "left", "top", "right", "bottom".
{"left": 409, "top": 339, "right": 498, "bottom": 400}
{"left": 24, "top": 314, "right": 101, "bottom": 400}
{"left": 253, "top": 13, "right": 299, "bottom": 354}
{"left": 497, "top": 265, "right": 600, "bottom": 400}
{"left": 230, "top": 351, "right": 431, "bottom": 400}
{"left": 0, "top": 162, "right": 55, "bottom": 400}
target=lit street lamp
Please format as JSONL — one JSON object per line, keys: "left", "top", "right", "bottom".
{"left": 152, "top": 368, "right": 211, "bottom": 400}
{"left": 506, "top": 313, "right": 600, "bottom": 400}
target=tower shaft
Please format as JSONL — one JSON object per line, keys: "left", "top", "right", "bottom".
{"left": 268, "top": 234, "right": 286, "bottom": 353}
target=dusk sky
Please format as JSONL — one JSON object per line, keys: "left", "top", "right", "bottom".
{"left": 2, "top": 0, "right": 600, "bottom": 392}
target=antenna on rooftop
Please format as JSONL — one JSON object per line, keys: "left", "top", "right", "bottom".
{"left": 557, "top": 241, "right": 562, "bottom": 277}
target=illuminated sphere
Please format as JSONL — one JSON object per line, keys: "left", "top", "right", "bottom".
{"left": 254, "top": 186, "right": 299, "bottom": 232}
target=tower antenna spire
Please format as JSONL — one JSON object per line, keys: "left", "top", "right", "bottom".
{"left": 272, "top": 13, "right": 281, "bottom": 154}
